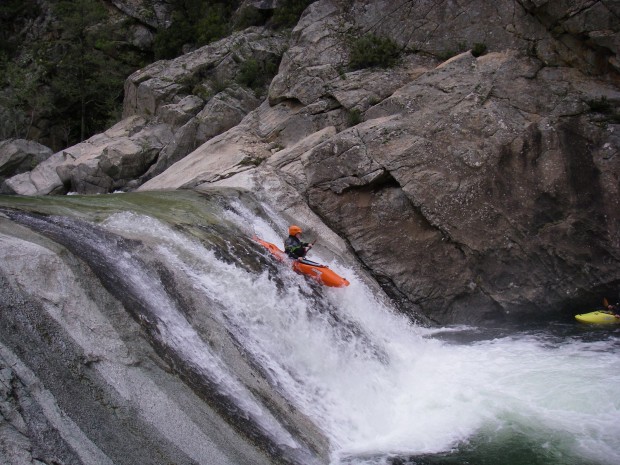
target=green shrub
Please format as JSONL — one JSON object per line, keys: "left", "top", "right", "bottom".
{"left": 192, "top": 84, "right": 212, "bottom": 101}
{"left": 234, "top": 6, "right": 270, "bottom": 30}
{"left": 154, "top": 1, "right": 241, "bottom": 60}
{"left": 195, "top": 3, "right": 232, "bottom": 45}
{"left": 236, "top": 55, "right": 280, "bottom": 91}
{"left": 346, "top": 108, "right": 363, "bottom": 127}
{"left": 153, "top": 11, "right": 194, "bottom": 59}
{"left": 236, "top": 59, "right": 262, "bottom": 89}
{"left": 270, "top": 0, "right": 314, "bottom": 29}
{"left": 349, "top": 34, "right": 401, "bottom": 70}
{"left": 588, "top": 96, "right": 613, "bottom": 114}
{"left": 209, "top": 76, "right": 230, "bottom": 94}
{"left": 471, "top": 42, "right": 487, "bottom": 57}
{"left": 437, "top": 49, "right": 458, "bottom": 60}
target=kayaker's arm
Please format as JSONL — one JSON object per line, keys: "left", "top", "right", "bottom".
{"left": 303, "top": 239, "right": 316, "bottom": 253}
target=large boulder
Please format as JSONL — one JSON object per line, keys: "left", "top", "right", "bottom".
{"left": 0, "top": 139, "right": 53, "bottom": 191}
{"left": 0, "top": 224, "right": 278, "bottom": 465}
{"left": 58, "top": 123, "right": 174, "bottom": 194}
{"left": 123, "top": 27, "right": 287, "bottom": 118}
{"left": 3, "top": 116, "right": 165, "bottom": 195}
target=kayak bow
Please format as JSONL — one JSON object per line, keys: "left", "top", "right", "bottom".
{"left": 253, "top": 236, "right": 350, "bottom": 288}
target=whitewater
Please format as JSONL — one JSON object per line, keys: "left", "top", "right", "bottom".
{"left": 1, "top": 190, "right": 618, "bottom": 465}
{"left": 96, "top": 198, "right": 620, "bottom": 465}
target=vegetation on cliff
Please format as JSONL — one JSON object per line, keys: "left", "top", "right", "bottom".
{"left": 154, "top": 0, "right": 315, "bottom": 59}
{"left": 0, "top": 0, "right": 149, "bottom": 149}
{"left": 348, "top": 34, "right": 401, "bottom": 70}
{"left": 0, "top": 0, "right": 315, "bottom": 151}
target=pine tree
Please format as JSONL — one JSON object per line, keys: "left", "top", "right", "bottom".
{"left": 47, "top": 0, "right": 112, "bottom": 143}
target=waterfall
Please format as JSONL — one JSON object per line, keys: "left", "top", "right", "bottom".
{"left": 1, "top": 190, "right": 618, "bottom": 465}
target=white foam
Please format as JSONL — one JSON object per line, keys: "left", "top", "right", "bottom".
{"left": 102, "top": 208, "right": 620, "bottom": 465}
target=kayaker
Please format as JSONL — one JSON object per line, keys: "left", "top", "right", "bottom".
{"left": 284, "top": 225, "right": 313, "bottom": 259}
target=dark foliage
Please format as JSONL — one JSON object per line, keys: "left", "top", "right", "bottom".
{"left": 154, "top": 0, "right": 242, "bottom": 59}
{"left": 236, "top": 56, "right": 281, "bottom": 92}
{"left": 0, "top": 0, "right": 317, "bottom": 149}
{"left": 0, "top": 0, "right": 41, "bottom": 57}
{"left": 270, "top": 0, "right": 315, "bottom": 29}
{"left": 349, "top": 34, "right": 401, "bottom": 70}
{"left": 471, "top": 42, "right": 487, "bottom": 57}
{"left": 0, "top": 0, "right": 151, "bottom": 148}
{"left": 233, "top": 5, "right": 272, "bottom": 30}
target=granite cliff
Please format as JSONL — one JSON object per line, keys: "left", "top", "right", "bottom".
{"left": 2, "top": 0, "right": 620, "bottom": 323}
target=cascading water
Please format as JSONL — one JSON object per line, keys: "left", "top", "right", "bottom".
{"left": 178, "top": 197, "right": 620, "bottom": 465}
{"left": 1, "top": 190, "right": 618, "bottom": 465}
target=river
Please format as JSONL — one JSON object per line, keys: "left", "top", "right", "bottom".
{"left": 0, "top": 190, "right": 618, "bottom": 465}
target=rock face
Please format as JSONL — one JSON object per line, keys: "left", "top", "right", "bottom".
{"left": 0, "top": 139, "right": 52, "bottom": 192}
{"left": 3, "top": 27, "right": 287, "bottom": 195}
{"left": 4, "top": 0, "right": 620, "bottom": 323}
{"left": 0, "top": 208, "right": 299, "bottom": 465}
{"left": 302, "top": 52, "right": 620, "bottom": 322}
{"left": 3, "top": 116, "right": 172, "bottom": 195}
{"left": 140, "top": 0, "right": 620, "bottom": 323}
{"left": 109, "top": 0, "right": 172, "bottom": 29}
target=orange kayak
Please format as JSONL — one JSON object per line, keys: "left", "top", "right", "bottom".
{"left": 253, "top": 237, "right": 350, "bottom": 288}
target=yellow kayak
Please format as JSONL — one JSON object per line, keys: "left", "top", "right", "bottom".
{"left": 575, "top": 311, "right": 620, "bottom": 325}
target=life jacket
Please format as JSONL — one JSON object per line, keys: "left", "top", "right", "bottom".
{"left": 284, "top": 235, "right": 308, "bottom": 259}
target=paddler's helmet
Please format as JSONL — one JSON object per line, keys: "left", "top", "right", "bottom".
{"left": 289, "top": 225, "right": 302, "bottom": 236}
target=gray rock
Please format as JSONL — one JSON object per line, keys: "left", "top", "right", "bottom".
{"left": 195, "top": 86, "right": 262, "bottom": 145}
{"left": 142, "top": 2, "right": 619, "bottom": 324}
{"left": 123, "top": 27, "right": 288, "bottom": 119}
{"left": 301, "top": 51, "right": 620, "bottom": 323}
{"left": 109, "top": 0, "right": 172, "bottom": 28}
{"left": 129, "top": 23, "right": 155, "bottom": 50}
{"left": 0, "top": 223, "right": 278, "bottom": 465}
{"left": 0, "top": 139, "right": 53, "bottom": 189}
{"left": 3, "top": 150, "right": 72, "bottom": 196}
{"left": 159, "top": 95, "right": 205, "bottom": 127}
{"left": 65, "top": 122, "right": 174, "bottom": 194}
{"left": 5, "top": 27, "right": 287, "bottom": 195}
{"left": 3, "top": 116, "right": 173, "bottom": 195}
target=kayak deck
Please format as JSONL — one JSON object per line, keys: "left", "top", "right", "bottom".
{"left": 292, "top": 259, "right": 350, "bottom": 288}
{"left": 253, "top": 236, "right": 350, "bottom": 288}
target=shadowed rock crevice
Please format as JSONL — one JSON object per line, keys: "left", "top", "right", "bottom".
{"left": 559, "top": 117, "right": 604, "bottom": 208}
